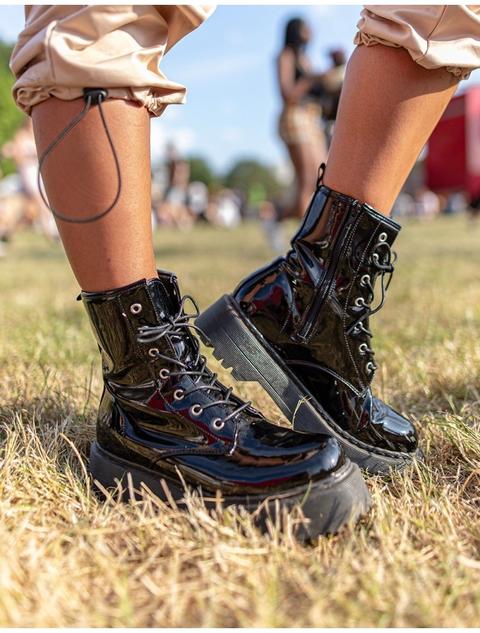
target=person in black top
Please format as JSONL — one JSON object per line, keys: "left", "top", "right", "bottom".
{"left": 277, "top": 17, "right": 327, "bottom": 219}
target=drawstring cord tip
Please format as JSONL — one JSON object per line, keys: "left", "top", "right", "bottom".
{"left": 83, "top": 88, "right": 108, "bottom": 104}
{"left": 316, "top": 162, "right": 326, "bottom": 189}
{"left": 38, "top": 86, "right": 121, "bottom": 224}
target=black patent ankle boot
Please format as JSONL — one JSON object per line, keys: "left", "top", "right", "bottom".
{"left": 82, "top": 272, "right": 370, "bottom": 537}
{"left": 197, "top": 186, "right": 419, "bottom": 473}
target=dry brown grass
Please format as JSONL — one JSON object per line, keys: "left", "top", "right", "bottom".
{"left": 1, "top": 215, "right": 480, "bottom": 626}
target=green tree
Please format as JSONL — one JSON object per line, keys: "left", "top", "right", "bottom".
{"left": 186, "top": 155, "right": 218, "bottom": 189}
{"left": 223, "top": 158, "right": 284, "bottom": 203}
{"left": 0, "top": 41, "right": 24, "bottom": 176}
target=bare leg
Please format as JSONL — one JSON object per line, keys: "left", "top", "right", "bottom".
{"left": 283, "top": 142, "right": 318, "bottom": 219}
{"left": 324, "top": 45, "right": 459, "bottom": 215}
{"left": 31, "top": 97, "right": 157, "bottom": 291}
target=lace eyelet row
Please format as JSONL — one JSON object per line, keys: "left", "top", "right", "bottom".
{"left": 157, "top": 365, "right": 227, "bottom": 431}
{"left": 173, "top": 388, "right": 184, "bottom": 401}
{"left": 189, "top": 404, "right": 225, "bottom": 430}
{"left": 349, "top": 231, "right": 392, "bottom": 378}
{"left": 360, "top": 274, "right": 370, "bottom": 287}
{"left": 130, "top": 293, "right": 241, "bottom": 436}
{"left": 130, "top": 303, "right": 142, "bottom": 315}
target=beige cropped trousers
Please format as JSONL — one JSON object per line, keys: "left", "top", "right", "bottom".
{"left": 10, "top": 5, "right": 480, "bottom": 117}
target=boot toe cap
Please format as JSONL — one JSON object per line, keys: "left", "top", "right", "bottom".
{"left": 371, "top": 397, "right": 418, "bottom": 453}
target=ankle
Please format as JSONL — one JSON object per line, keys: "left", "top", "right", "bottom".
{"left": 323, "top": 174, "right": 392, "bottom": 217}
{"left": 81, "top": 274, "right": 159, "bottom": 294}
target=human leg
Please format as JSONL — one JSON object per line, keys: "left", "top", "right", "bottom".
{"left": 198, "top": 5, "right": 480, "bottom": 472}
{"left": 32, "top": 97, "right": 156, "bottom": 291}
{"left": 323, "top": 44, "right": 457, "bottom": 217}
{"left": 283, "top": 141, "right": 318, "bottom": 219}
{"left": 12, "top": 5, "right": 369, "bottom": 536}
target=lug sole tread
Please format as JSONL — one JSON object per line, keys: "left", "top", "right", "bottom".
{"left": 196, "top": 294, "right": 420, "bottom": 474}
{"left": 90, "top": 442, "right": 371, "bottom": 539}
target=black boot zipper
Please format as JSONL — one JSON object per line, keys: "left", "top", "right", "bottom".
{"left": 294, "top": 203, "right": 360, "bottom": 342}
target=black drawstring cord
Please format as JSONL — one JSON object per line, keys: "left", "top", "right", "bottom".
{"left": 316, "top": 162, "right": 326, "bottom": 188}
{"left": 37, "top": 88, "right": 122, "bottom": 224}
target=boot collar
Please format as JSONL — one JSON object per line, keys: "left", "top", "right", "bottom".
{"left": 292, "top": 185, "right": 401, "bottom": 245}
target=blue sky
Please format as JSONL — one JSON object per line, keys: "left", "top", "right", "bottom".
{"left": 1, "top": 4, "right": 479, "bottom": 175}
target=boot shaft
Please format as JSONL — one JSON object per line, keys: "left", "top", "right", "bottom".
{"left": 81, "top": 272, "right": 192, "bottom": 390}
{"left": 197, "top": 183, "right": 418, "bottom": 460}
{"left": 290, "top": 185, "right": 400, "bottom": 343}
{"left": 235, "top": 185, "right": 401, "bottom": 391}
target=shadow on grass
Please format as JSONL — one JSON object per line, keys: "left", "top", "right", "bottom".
{"left": 0, "top": 390, "right": 96, "bottom": 471}
{"left": 394, "top": 373, "right": 480, "bottom": 418}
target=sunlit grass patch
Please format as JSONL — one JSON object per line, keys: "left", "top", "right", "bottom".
{"left": 1, "top": 216, "right": 480, "bottom": 626}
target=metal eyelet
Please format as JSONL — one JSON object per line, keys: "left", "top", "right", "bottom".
{"left": 173, "top": 389, "right": 184, "bottom": 401}
{"left": 355, "top": 297, "right": 366, "bottom": 307}
{"left": 212, "top": 418, "right": 225, "bottom": 430}
{"left": 159, "top": 368, "right": 170, "bottom": 380}
{"left": 190, "top": 404, "right": 203, "bottom": 417}
{"left": 148, "top": 348, "right": 159, "bottom": 358}
{"left": 359, "top": 343, "right": 368, "bottom": 354}
{"left": 378, "top": 232, "right": 387, "bottom": 242}
{"left": 360, "top": 274, "right": 370, "bottom": 286}
{"left": 366, "top": 361, "right": 377, "bottom": 373}
{"left": 130, "top": 303, "right": 143, "bottom": 315}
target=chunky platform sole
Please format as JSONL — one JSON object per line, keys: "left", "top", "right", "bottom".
{"left": 90, "top": 442, "right": 370, "bottom": 539}
{"left": 196, "top": 294, "right": 419, "bottom": 474}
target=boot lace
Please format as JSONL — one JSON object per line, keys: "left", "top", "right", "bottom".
{"left": 136, "top": 295, "right": 251, "bottom": 431}
{"left": 347, "top": 231, "right": 396, "bottom": 378}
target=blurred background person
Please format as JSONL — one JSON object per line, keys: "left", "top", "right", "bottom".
{"left": 391, "top": 190, "right": 415, "bottom": 220}
{"left": 468, "top": 195, "right": 480, "bottom": 223}
{"left": 277, "top": 16, "right": 327, "bottom": 220}
{"left": 1, "top": 117, "right": 58, "bottom": 241}
{"left": 187, "top": 180, "right": 209, "bottom": 222}
{"left": 321, "top": 48, "right": 347, "bottom": 144}
{"left": 0, "top": 167, "right": 32, "bottom": 256}
{"left": 155, "top": 143, "right": 194, "bottom": 229}
{"left": 414, "top": 185, "right": 441, "bottom": 221}
{"left": 206, "top": 188, "right": 242, "bottom": 228}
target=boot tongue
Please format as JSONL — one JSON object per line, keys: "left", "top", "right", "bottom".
{"left": 147, "top": 271, "right": 198, "bottom": 365}
{"left": 148, "top": 271, "right": 182, "bottom": 319}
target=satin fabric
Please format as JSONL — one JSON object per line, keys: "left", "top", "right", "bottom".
{"left": 11, "top": 5, "right": 215, "bottom": 115}
{"left": 355, "top": 5, "right": 480, "bottom": 80}
{"left": 11, "top": 5, "right": 480, "bottom": 117}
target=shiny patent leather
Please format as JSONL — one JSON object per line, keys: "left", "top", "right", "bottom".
{"left": 82, "top": 273, "right": 346, "bottom": 496}
{"left": 234, "top": 185, "right": 417, "bottom": 453}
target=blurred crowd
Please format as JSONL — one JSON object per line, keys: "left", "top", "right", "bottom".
{"left": 392, "top": 187, "right": 469, "bottom": 221}
{"left": 0, "top": 118, "right": 58, "bottom": 255}
{"left": 0, "top": 15, "right": 477, "bottom": 259}
{"left": 152, "top": 144, "right": 245, "bottom": 231}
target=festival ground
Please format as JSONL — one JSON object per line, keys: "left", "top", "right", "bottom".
{"left": 1, "top": 215, "right": 480, "bottom": 627}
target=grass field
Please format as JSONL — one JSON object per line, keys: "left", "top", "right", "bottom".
{"left": 1, "top": 215, "right": 480, "bottom": 627}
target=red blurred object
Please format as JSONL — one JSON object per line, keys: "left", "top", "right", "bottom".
{"left": 426, "top": 85, "right": 480, "bottom": 200}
